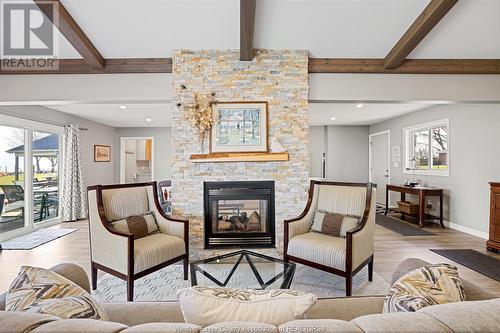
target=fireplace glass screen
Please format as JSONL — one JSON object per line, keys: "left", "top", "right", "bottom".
{"left": 211, "top": 199, "right": 268, "bottom": 234}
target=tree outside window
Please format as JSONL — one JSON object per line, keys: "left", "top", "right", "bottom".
{"left": 405, "top": 119, "right": 449, "bottom": 175}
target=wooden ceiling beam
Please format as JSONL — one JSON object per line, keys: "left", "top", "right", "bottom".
{"left": 2, "top": 58, "right": 499, "bottom": 75}
{"left": 309, "top": 58, "right": 500, "bottom": 74}
{"left": 34, "top": 0, "right": 105, "bottom": 69}
{"left": 384, "top": 0, "right": 458, "bottom": 69}
{"left": 0, "top": 58, "right": 172, "bottom": 74}
{"left": 240, "top": 0, "right": 256, "bottom": 61}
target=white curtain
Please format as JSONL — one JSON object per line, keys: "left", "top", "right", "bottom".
{"left": 61, "top": 124, "right": 87, "bottom": 221}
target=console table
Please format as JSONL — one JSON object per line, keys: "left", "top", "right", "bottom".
{"left": 385, "top": 184, "right": 444, "bottom": 229}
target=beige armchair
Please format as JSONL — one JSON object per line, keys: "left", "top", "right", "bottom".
{"left": 284, "top": 181, "right": 376, "bottom": 296}
{"left": 87, "top": 182, "right": 189, "bottom": 301}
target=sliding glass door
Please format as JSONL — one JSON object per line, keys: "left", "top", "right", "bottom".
{"left": 0, "top": 115, "right": 63, "bottom": 241}
{"left": 32, "top": 131, "right": 60, "bottom": 224}
{"left": 0, "top": 125, "right": 26, "bottom": 235}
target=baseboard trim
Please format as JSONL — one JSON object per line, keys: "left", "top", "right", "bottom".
{"left": 443, "top": 221, "right": 489, "bottom": 240}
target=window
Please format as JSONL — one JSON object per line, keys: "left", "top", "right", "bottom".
{"left": 404, "top": 119, "right": 449, "bottom": 176}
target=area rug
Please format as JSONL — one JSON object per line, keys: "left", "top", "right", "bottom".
{"left": 0, "top": 228, "right": 77, "bottom": 250}
{"left": 430, "top": 249, "right": 500, "bottom": 282}
{"left": 376, "top": 214, "right": 436, "bottom": 236}
{"left": 92, "top": 263, "right": 389, "bottom": 302}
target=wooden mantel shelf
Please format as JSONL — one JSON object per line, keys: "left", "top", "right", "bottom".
{"left": 190, "top": 152, "right": 289, "bottom": 163}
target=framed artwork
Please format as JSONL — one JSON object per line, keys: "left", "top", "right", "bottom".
{"left": 94, "top": 145, "right": 111, "bottom": 162}
{"left": 210, "top": 101, "right": 268, "bottom": 153}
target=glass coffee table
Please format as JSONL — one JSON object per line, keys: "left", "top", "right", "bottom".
{"left": 190, "top": 250, "right": 296, "bottom": 289}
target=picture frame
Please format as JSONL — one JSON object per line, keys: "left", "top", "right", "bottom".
{"left": 94, "top": 145, "right": 111, "bottom": 162}
{"left": 210, "top": 101, "right": 268, "bottom": 153}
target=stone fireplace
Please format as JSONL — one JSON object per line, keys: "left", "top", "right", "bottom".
{"left": 204, "top": 181, "right": 275, "bottom": 248}
{"left": 171, "top": 49, "right": 309, "bottom": 257}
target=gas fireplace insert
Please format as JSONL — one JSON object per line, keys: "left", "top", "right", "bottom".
{"left": 203, "top": 181, "right": 275, "bottom": 248}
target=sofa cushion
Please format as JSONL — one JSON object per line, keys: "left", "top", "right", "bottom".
{"left": 30, "top": 319, "right": 128, "bottom": 333}
{"left": 0, "top": 311, "right": 59, "bottom": 333}
{"left": 307, "top": 297, "right": 385, "bottom": 321}
{"left": 287, "top": 232, "right": 346, "bottom": 270}
{"left": 112, "top": 212, "right": 159, "bottom": 239}
{"left": 6, "top": 266, "right": 108, "bottom": 320}
{"left": 201, "top": 322, "right": 277, "bottom": 333}
{"left": 134, "top": 233, "right": 185, "bottom": 274}
{"left": 102, "top": 187, "right": 149, "bottom": 221}
{"left": 177, "top": 287, "right": 316, "bottom": 327}
{"left": 418, "top": 298, "right": 500, "bottom": 333}
{"left": 102, "top": 302, "right": 185, "bottom": 326}
{"left": 384, "top": 263, "right": 465, "bottom": 313}
{"left": 280, "top": 319, "right": 362, "bottom": 333}
{"left": 352, "top": 312, "right": 451, "bottom": 333}
{"left": 122, "top": 323, "right": 200, "bottom": 333}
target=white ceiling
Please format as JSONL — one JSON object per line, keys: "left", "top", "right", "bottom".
{"left": 48, "top": 104, "right": 172, "bottom": 127}
{"left": 48, "top": 102, "right": 431, "bottom": 127}
{"left": 308, "top": 103, "right": 431, "bottom": 126}
{"left": 36, "top": 0, "right": 500, "bottom": 59}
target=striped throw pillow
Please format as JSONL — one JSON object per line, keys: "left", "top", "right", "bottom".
{"left": 311, "top": 210, "right": 360, "bottom": 237}
{"left": 6, "top": 266, "right": 108, "bottom": 320}
{"left": 111, "top": 212, "right": 159, "bottom": 239}
{"left": 384, "top": 263, "right": 466, "bottom": 313}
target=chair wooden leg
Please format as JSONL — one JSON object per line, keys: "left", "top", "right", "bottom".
{"left": 91, "top": 263, "right": 97, "bottom": 290}
{"left": 183, "top": 257, "right": 189, "bottom": 280}
{"left": 368, "top": 258, "right": 374, "bottom": 282}
{"left": 346, "top": 274, "right": 352, "bottom": 296}
{"left": 127, "top": 277, "right": 134, "bottom": 302}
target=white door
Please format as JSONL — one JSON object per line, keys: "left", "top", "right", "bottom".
{"left": 370, "top": 131, "right": 390, "bottom": 205}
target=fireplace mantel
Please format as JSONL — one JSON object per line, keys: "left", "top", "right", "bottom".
{"left": 190, "top": 152, "right": 289, "bottom": 163}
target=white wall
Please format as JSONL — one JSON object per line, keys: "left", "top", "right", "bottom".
{"left": 115, "top": 127, "right": 171, "bottom": 183}
{"left": 370, "top": 103, "right": 500, "bottom": 237}
{"left": 326, "top": 126, "right": 369, "bottom": 182}
{"left": 309, "top": 126, "right": 326, "bottom": 177}
{"left": 309, "top": 125, "right": 369, "bottom": 182}
{"left": 0, "top": 106, "right": 117, "bottom": 187}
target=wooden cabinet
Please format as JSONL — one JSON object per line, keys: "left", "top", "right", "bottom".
{"left": 136, "top": 139, "right": 152, "bottom": 161}
{"left": 487, "top": 182, "right": 500, "bottom": 252}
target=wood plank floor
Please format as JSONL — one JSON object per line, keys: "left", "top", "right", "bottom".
{"left": 0, "top": 219, "right": 499, "bottom": 296}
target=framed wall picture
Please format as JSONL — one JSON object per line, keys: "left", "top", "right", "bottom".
{"left": 94, "top": 145, "right": 111, "bottom": 162}
{"left": 210, "top": 101, "right": 268, "bottom": 153}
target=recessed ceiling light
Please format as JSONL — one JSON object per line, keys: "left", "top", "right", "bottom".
{"left": 330, "top": 117, "right": 337, "bottom": 121}
{"left": 146, "top": 118, "right": 152, "bottom": 122}
{"left": 356, "top": 103, "right": 363, "bottom": 108}
{"left": 119, "top": 105, "right": 127, "bottom": 110}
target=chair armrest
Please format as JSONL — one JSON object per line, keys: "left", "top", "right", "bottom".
{"left": 284, "top": 216, "right": 311, "bottom": 241}
{"left": 346, "top": 186, "right": 376, "bottom": 270}
{"left": 155, "top": 209, "right": 189, "bottom": 241}
{"left": 87, "top": 188, "right": 132, "bottom": 275}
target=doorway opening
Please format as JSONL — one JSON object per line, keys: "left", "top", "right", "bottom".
{"left": 369, "top": 130, "right": 391, "bottom": 208}
{"left": 120, "top": 137, "right": 154, "bottom": 184}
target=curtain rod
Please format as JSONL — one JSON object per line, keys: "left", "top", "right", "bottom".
{"left": 0, "top": 111, "right": 88, "bottom": 131}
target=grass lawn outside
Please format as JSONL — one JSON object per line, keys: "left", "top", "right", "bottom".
{"left": 0, "top": 173, "right": 57, "bottom": 186}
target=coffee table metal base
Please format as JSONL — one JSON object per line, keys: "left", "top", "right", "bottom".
{"left": 190, "top": 250, "right": 296, "bottom": 289}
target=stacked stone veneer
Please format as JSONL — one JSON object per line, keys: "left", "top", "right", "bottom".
{"left": 171, "top": 49, "right": 309, "bottom": 258}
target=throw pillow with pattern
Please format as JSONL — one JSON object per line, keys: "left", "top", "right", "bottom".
{"left": 384, "top": 263, "right": 466, "bottom": 313}
{"left": 6, "top": 266, "right": 108, "bottom": 320}
{"left": 111, "top": 211, "right": 159, "bottom": 239}
{"left": 177, "top": 286, "right": 317, "bottom": 327}
{"left": 311, "top": 210, "right": 360, "bottom": 237}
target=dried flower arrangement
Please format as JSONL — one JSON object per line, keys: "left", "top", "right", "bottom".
{"left": 179, "top": 90, "right": 216, "bottom": 140}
